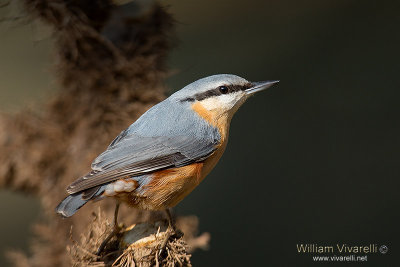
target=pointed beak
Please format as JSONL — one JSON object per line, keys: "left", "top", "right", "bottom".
{"left": 245, "top": 80, "right": 279, "bottom": 95}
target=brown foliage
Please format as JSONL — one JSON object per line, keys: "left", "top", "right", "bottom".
{"left": 0, "top": 0, "right": 207, "bottom": 266}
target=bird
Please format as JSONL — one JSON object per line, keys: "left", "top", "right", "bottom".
{"left": 56, "top": 74, "right": 278, "bottom": 253}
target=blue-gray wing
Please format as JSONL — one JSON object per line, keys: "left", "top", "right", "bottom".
{"left": 66, "top": 133, "right": 219, "bottom": 194}
{"left": 67, "top": 98, "right": 221, "bottom": 194}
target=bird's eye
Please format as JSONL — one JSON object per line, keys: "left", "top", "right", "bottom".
{"left": 219, "top": 86, "right": 228, "bottom": 94}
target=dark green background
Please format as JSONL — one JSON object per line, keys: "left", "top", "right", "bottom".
{"left": 1, "top": 0, "right": 399, "bottom": 266}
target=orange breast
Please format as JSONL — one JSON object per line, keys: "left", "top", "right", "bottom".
{"left": 191, "top": 101, "right": 230, "bottom": 141}
{"left": 191, "top": 101, "right": 230, "bottom": 176}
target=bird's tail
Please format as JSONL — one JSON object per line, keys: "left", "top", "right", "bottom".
{"left": 55, "top": 186, "right": 104, "bottom": 217}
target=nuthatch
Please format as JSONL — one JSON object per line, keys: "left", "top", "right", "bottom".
{"left": 56, "top": 74, "right": 278, "bottom": 251}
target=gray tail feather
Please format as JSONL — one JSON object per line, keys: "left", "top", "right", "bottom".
{"left": 55, "top": 186, "right": 104, "bottom": 218}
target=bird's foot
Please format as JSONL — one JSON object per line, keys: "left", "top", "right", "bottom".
{"left": 96, "top": 223, "right": 122, "bottom": 256}
{"left": 157, "top": 225, "right": 184, "bottom": 260}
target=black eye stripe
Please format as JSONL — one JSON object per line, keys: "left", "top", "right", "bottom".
{"left": 180, "top": 83, "right": 252, "bottom": 102}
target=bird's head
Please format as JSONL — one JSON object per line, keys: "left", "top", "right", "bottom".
{"left": 170, "top": 74, "right": 279, "bottom": 120}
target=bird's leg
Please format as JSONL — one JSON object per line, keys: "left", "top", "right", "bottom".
{"left": 158, "top": 209, "right": 183, "bottom": 259}
{"left": 96, "top": 202, "right": 121, "bottom": 255}
{"left": 113, "top": 201, "right": 121, "bottom": 228}
{"left": 165, "top": 208, "right": 176, "bottom": 231}
{"left": 158, "top": 209, "right": 174, "bottom": 258}
{"left": 165, "top": 208, "right": 183, "bottom": 237}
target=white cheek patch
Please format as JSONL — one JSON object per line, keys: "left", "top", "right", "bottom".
{"left": 219, "top": 93, "right": 240, "bottom": 110}
{"left": 200, "top": 97, "right": 220, "bottom": 111}
{"left": 201, "top": 92, "right": 243, "bottom": 112}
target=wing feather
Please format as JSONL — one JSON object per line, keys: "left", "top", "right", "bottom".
{"left": 67, "top": 134, "right": 219, "bottom": 194}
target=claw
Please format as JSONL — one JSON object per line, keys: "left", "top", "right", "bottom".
{"left": 96, "top": 202, "right": 121, "bottom": 255}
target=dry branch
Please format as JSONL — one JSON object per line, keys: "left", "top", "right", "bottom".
{"left": 0, "top": 0, "right": 209, "bottom": 266}
{"left": 67, "top": 210, "right": 204, "bottom": 266}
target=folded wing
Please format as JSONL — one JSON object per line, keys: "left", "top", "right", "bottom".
{"left": 66, "top": 133, "right": 219, "bottom": 194}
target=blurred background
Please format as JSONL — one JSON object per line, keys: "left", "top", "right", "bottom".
{"left": 1, "top": 0, "right": 399, "bottom": 266}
